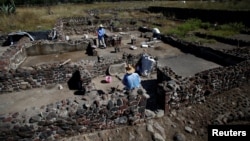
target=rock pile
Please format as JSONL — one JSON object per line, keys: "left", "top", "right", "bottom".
{"left": 0, "top": 83, "right": 150, "bottom": 140}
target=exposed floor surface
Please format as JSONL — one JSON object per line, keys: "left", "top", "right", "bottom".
{"left": 158, "top": 54, "right": 221, "bottom": 77}
{"left": 0, "top": 76, "right": 124, "bottom": 115}
{"left": 0, "top": 30, "right": 226, "bottom": 116}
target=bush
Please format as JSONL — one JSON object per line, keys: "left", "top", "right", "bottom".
{"left": 0, "top": 0, "right": 15, "bottom": 15}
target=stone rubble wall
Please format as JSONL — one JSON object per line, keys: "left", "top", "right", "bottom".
{"left": 195, "top": 32, "right": 250, "bottom": 47}
{"left": 0, "top": 36, "right": 90, "bottom": 72}
{"left": 157, "top": 60, "right": 250, "bottom": 120}
{"left": 25, "top": 41, "right": 89, "bottom": 56}
{"left": 60, "top": 14, "right": 162, "bottom": 35}
{"left": 0, "top": 53, "right": 151, "bottom": 140}
{"left": 0, "top": 55, "right": 125, "bottom": 94}
{"left": 156, "top": 36, "right": 250, "bottom": 115}
{"left": 161, "top": 35, "right": 247, "bottom": 66}
{"left": 0, "top": 79, "right": 148, "bottom": 141}
{"left": 223, "top": 47, "right": 250, "bottom": 60}
{"left": 0, "top": 44, "right": 151, "bottom": 94}
{"left": 0, "top": 37, "right": 30, "bottom": 71}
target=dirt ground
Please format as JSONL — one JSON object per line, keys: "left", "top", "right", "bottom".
{"left": 1, "top": 31, "right": 250, "bottom": 141}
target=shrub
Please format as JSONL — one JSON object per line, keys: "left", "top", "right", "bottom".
{"left": 0, "top": 0, "right": 15, "bottom": 15}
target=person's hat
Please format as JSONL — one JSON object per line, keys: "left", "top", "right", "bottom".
{"left": 99, "top": 24, "right": 104, "bottom": 28}
{"left": 125, "top": 64, "right": 135, "bottom": 74}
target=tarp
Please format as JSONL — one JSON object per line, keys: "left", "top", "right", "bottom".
{"left": 140, "top": 53, "right": 156, "bottom": 76}
{"left": 2, "top": 30, "right": 56, "bottom": 46}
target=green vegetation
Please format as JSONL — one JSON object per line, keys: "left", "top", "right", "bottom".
{"left": 0, "top": 1, "right": 167, "bottom": 33}
{"left": 167, "top": 19, "right": 203, "bottom": 37}
{"left": 0, "top": 0, "right": 249, "bottom": 35}
{"left": 0, "top": 0, "right": 250, "bottom": 10}
{"left": 0, "top": 0, "right": 15, "bottom": 15}
{"left": 207, "top": 22, "right": 245, "bottom": 37}
{"left": 165, "top": 18, "right": 245, "bottom": 43}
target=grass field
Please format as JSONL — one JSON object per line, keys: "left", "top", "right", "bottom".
{"left": 0, "top": 1, "right": 249, "bottom": 34}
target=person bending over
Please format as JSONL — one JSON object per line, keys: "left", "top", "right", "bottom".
{"left": 122, "top": 64, "right": 141, "bottom": 91}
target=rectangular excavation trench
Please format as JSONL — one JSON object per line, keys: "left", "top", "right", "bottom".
{"left": 157, "top": 54, "right": 222, "bottom": 78}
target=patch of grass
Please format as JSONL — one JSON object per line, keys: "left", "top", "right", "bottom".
{"left": 207, "top": 22, "right": 245, "bottom": 37}
{"left": 166, "top": 19, "right": 202, "bottom": 37}
{"left": 166, "top": 18, "right": 245, "bottom": 39}
{"left": 0, "top": 1, "right": 249, "bottom": 34}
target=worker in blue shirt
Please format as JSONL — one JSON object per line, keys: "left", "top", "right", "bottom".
{"left": 97, "top": 24, "right": 106, "bottom": 48}
{"left": 122, "top": 64, "right": 141, "bottom": 91}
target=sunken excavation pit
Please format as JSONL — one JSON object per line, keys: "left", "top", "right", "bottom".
{"left": 0, "top": 8, "right": 250, "bottom": 140}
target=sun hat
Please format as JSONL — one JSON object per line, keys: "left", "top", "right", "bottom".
{"left": 125, "top": 64, "right": 135, "bottom": 74}
{"left": 99, "top": 24, "right": 104, "bottom": 28}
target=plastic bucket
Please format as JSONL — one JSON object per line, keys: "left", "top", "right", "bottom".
{"left": 105, "top": 76, "right": 112, "bottom": 83}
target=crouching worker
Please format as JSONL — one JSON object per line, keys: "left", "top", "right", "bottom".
{"left": 122, "top": 64, "right": 150, "bottom": 99}
{"left": 152, "top": 27, "right": 161, "bottom": 39}
{"left": 67, "top": 70, "right": 85, "bottom": 92}
{"left": 122, "top": 64, "right": 141, "bottom": 93}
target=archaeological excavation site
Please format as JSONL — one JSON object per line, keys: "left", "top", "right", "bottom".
{"left": 0, "top": 5, "right": 250, "bottom": 141}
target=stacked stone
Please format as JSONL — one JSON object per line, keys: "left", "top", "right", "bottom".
{"left": 9, "top": 46, "right": 27, "bottom": 69}
{"left": 0, "top": 30, "right": 90, "bottom": 72}
{"left": 54, "top": 19, "right": 65, "bottom": 41}
{"left": 0, "top": 63, "right": 92, "bottom": 94}
{"left": 0, "top": 45, "right": 24, "bottom": 71}
{"left": 0, "top": 85, "right": 148, "bottom": 140}
{"left": 198, "top": 60, "right": 249, "bottom": 94}
{"left": 157, "top": 59, "right": 250, "bottom": 114}
{"left": 157, "top": 66, "right": 187, "bottom": 114}
{"left": 202, "top": 89, "right": 250, "bottom": 125}
{"left": 223, "top": 47, "right": 250, "bottom": 60}
{"left": 195, "top": 32, "right": 250, "bottom": 47}
{"left": 90, "top": 56, "right": 123, "bottom": 77}
{"left": 0, "top": 53, "right": 130, "bottom": 94}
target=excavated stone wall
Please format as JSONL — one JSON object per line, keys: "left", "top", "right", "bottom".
{"left": 0, "top": 55, "right": 126, "bottom": 94}
{"left": 0, "top": 36, "right": 90, "bottom": 71}
{"left": 195, "top": 32, "right": 250, "bottom": 47}
{"left": 160, "top": 35, "right": 247, "bottom": 66}
{"left": 158, "top": 60, "right": 249, "bottom": 112}
{"left": 156, "top": 36, "right": 250, "bottom": 115}
{"left": 0, "top": 54, "right": 150, "bottom": 140}
{"left": 0, "top": 76, "right": 148, "bottom": 141}
{"left": 0, "top": 11, "right": 250, "bottom": 140}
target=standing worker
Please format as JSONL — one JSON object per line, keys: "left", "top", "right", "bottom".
{"left": 97, "top": 24, "right": 106, "bottom": 48}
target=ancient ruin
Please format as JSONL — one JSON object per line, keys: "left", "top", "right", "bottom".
{"left": 0, "top": 7, "right": 249, "bottom": 141}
